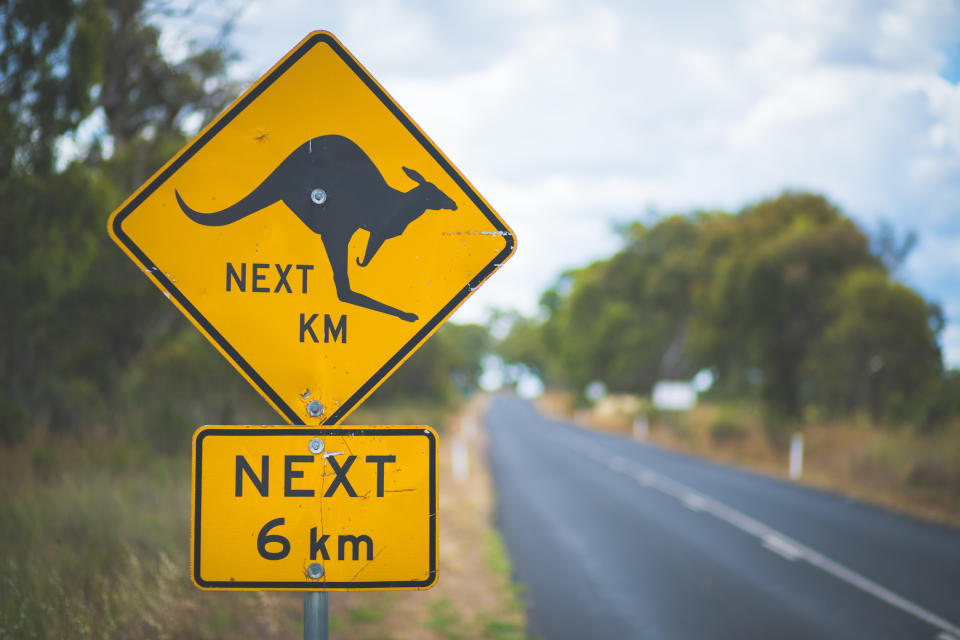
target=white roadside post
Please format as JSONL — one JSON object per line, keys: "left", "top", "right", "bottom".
{"left": 452, "top": 435, "right": 469, "bottom": 481}
{"left": 789, "top": 432, "right": 804, "bottom": 480}
{"left": 632, "top": 415, "right": 649, "bottom": 442}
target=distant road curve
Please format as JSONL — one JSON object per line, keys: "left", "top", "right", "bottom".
{"left": 484, "top": 395, "right": 960, "bottom": 640}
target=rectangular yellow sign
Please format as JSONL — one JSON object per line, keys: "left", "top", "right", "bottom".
{"left": 191, "top": 426, "right": 437, "bottom": 590}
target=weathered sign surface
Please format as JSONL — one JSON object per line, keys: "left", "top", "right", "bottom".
{"left": 191, "top": 426, "right": 437, "bottom": 590}
{"left": 108, "top": 31, "right": 514, "bottom": 425}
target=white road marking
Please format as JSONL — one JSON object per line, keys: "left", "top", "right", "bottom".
{"left": 762, "top": 534, "right": 801, "bottom": 561}
{"left": 681, "top": 492, "right": 708, "bottom": 512}
{"left": 563, "top": 435, "right": 960, "bottom": 638}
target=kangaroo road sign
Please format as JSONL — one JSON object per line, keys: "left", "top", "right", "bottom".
{"left": 108, "top": 31, "right": 515, "bottom": 425}
{"left": 191, "top": 426, "right": 437, "bottom": 590}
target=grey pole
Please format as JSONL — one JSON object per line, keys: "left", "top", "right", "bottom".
{"left": 304, "top": 591, "right": 329, "bottom": 640}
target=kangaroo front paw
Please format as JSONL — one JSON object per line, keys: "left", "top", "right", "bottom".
{"left": 398, "top": 311, "right": 418, "bottom": 322}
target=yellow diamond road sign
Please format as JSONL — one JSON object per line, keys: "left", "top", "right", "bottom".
{"left": 108, "top": 31, "right": 515, "bottom": 424}
{"left": 191, "top": 426, "right": 437, "bottom": 590}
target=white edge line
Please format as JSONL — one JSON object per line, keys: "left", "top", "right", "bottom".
{"left": 762, "top": 534, "right": 801, "bottom": 561}
{"left": 566, "top": 435, "right": 960, "bottom": 638}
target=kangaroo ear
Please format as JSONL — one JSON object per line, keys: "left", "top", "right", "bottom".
{"left": 403, "top": 167, "right": 426, "bottom": 184}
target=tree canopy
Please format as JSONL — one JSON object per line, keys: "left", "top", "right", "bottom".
{"left": 0, "top": 0, "right": 243, "bottom": 441}
{"left": 499, "top": 192, "right": 950, "bottom": 428}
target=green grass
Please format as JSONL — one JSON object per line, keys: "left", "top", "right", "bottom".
{"left": 484, "top": 530, "right": 512, "bottom": 577}
{"left": 482, "top": 618, "right": 530, "bottom": 640}
{"left": 427, "top": 595, "right": 464, "bottom": 639}
{"left": 484, "top": 530, "right": 528, "bottom": 610}
{"left": 347, "top": 603, "right": 385, "bottom": 624}
{"left": 0, "top": 444, "right": 298, "bottom": 639}
{"left": 480, "top": 530, "right": 532, "bottom": 638}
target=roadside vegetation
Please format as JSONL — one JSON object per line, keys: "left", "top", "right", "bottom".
{"left": 498, "top": 195, "right": 960, "bottom": 527}
{"left": 0, "top": 394, "right": 527, "bottom": 639}
{"left": 539, "top": 391, "right": 960, "bottom": 528}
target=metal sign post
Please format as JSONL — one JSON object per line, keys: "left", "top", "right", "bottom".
{"left": 304, "top": 592, "right": 329, "bottom": 640}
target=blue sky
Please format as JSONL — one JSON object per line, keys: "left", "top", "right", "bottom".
{"left": 162, "top": 0, "right": 960, "bottom": 366}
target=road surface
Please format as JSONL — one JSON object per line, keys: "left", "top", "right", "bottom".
{"left": 484, "top": 395, "right": 960, "bottom": 640}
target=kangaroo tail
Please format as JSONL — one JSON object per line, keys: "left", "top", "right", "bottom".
{"left": 175, "top": 180, "right": 279, "bottom": 227}
{"left": 356, "top": 232, "right": 387, "bottom": 267}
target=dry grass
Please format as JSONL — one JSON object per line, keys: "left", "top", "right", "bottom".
{"left": 0, "top": 397, "right": 527, "bottom": 639}
{"left": 538, "top": 390, "right": 960, "bottom": 530}
{"left": 0, "top": 447, "right": 297, "bottom": 639}
{"left": 326, "top": 397, "right": 528, "bottom": 640}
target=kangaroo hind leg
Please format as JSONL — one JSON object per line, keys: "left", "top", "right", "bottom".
{"left": 321, "top": 233, "right": 418, "bottom": 322}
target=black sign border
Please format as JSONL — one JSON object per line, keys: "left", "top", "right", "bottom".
{"left": 192, "top": 426, "right": 438, "bottom": 590}
{"left": 111, "top": 32, "right": 515, "bottom": 425}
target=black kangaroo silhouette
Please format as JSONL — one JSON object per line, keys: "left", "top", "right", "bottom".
{"left": 175, "top": 135, "right": 457, "bottom": 322}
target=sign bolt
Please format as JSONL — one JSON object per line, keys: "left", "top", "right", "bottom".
{"left": 307, "top": 562, "right": 324, "bottom": 579}
{"left": 306, "top": 400, "right": 324, "bottom": 417}
{"left": 310, "top": 188, "right": 327, "bottom": 205}
{"left": 308, "top": 437, "right": 324, "bottom": 454}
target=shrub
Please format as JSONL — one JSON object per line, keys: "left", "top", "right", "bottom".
{"left": 709, "top": 412, "right": 748, "bottom": 445}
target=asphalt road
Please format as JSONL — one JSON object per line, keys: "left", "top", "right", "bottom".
{"left": 484, "top": 395, "right": 960, "bottom": 640}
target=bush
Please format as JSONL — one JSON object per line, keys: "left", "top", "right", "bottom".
{"left": 0, "top": 393, "right": 26, "bottom": 444}
{"left": 709, "top": 411, "right": 748, "bottom": 445}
